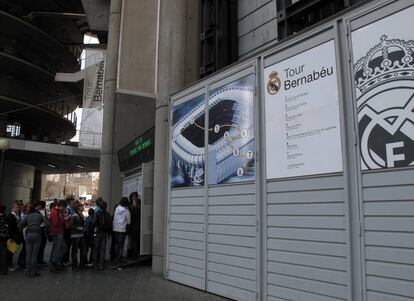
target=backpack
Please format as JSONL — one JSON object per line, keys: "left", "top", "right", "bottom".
{"left": 98, "top": 212, "right": 113, "bottom": 233}
{"left": 0, "top": 216, "right": 9, "bottom": 240}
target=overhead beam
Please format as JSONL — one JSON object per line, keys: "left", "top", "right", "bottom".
{"left": 8, "top": 138, "right": 99, "bottom": 158}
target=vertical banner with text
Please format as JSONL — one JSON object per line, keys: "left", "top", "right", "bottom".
{"left": 79, "top": 51, "right": 106, "bottom": 149}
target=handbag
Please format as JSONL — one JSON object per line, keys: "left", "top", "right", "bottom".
{"left": 7, "top": 239, "right": 18, "bottom": 254}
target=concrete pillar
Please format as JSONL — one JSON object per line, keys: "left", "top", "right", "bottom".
{"left": 99, "top": 0, "right": 122, "bottom": 210}
{"left": 0, "top": 115, "right": 7, "bottom": 137}
{"left": 152, "top": 0, "right": 191, "bottom": 275}
{"left": 32, "top": 170, "right": 42, "bottom": 201}
{"left": 0, "top": 160, "right": 34, "bottom": 208}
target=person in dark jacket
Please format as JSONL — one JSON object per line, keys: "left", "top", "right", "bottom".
{"left": 19, "top": 201, "right": 49, "bottom": 277}
{"left": 17, "top": 202, "right": 30, "bottom": 270}
{"left": 62, "top": 198, "right": 73, "bottom": 265}
{"left": 93, "top": 201, "right": 112, "bottom": 270}
{"left": 129, "top": 192, "right": 141, "bottom": 259}
{"left": 69, "top": 201, "right": 86, "bottom": 270}
{"left": 84, "top": 208, "right": 95, "bottom": 264}
{"left": 37, "top": 201, "right": 48, "bottom": 264}
{"left": 6, "top": 200, "right": 20, "bottom": 271}
{"left": 0, "top": 205, "right": 9, "bottom": 275}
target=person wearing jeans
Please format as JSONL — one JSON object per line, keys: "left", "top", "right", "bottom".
{"left": 25, "top": 233, "right": 41, "bottom": 277}
{"left": 50, "top": 234, "right": 66, "bottom": 267}
{"left": 19, "top": 201, "right": 49, "bottom": 277}
{"left": 49, "top": 200, "right": 68, "bottom": 273}
{"left": 112, "top": 197, "right": 130, "bottom": 264}
{"left": 93, "top": 201, "right": 112, "bottom": 270}
{"left": 69, "top": 201, "right": 86, "bottom": 270}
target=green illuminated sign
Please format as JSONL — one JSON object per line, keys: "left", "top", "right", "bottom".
{"left": 118, "top": 127, "right": 155, "bottom": 172}
{"left": 129, "top": 138, "right": 152, "bottom": 157}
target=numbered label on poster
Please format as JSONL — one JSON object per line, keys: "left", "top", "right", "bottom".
{"left": 207, "top": 74, "right": 256, "bottom": 185}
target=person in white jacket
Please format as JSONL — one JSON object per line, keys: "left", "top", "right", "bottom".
{"left": 113, "top": 197, "right": 131, "bottom": 263}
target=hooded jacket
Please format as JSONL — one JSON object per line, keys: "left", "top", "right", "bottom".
{"left": 49, "top": 207, "right": 65, "bottom": 236}
{"left": 113, "top": 205, "right": 131, "bottom": 233}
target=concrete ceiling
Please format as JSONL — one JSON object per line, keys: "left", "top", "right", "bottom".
{"left": 5, "top": 138, "right": 100, "bottom": 174}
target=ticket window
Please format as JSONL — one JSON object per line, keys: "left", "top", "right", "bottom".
{"left": 121, "top": 163, "right": 154, "bottom": 256}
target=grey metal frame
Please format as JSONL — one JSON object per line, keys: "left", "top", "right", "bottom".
{"left": 260, "top": 24, "right": 352, "bottom": 301}
{"left": 166, "top": 1, "right": 412, "bottom": 300}
{"left": 165, "top": 85, "right": 207, "bottom": 281}
{"left": 205, "top": 62, "right": 257, "bottom": 300}
{"left": 167, "top": 59, "right": 259, "bottom": 300}
{"left": 344, "top": 1, "right": 414, "bottom": 300}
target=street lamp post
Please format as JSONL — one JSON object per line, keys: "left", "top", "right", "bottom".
{"left": 0, "top": 138, "right": 10, "bottom": 202}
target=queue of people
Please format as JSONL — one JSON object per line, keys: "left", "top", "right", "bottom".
{"left": 0, "top": 192, "right": 141, "bottom": 278}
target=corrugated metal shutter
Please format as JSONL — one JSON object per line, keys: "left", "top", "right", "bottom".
{"left": 362, "top": 170, "right": 414, "bottom": 300}
{"left": 207, "top": 183, "right": 257, "bottom": 301}
{"left": 167, "top": 188, "right": 206, "bottom": 290}
{"left": 266, "top": 175, "right": 349, "bottom": 301}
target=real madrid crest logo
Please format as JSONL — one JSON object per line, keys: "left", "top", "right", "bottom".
{"left": 355, "top": 35, "right": 414, "bottom": 170}
{"left": 267, "top": 71, "right": 282, "bottom": 95}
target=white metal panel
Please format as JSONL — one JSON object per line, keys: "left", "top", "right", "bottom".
{"left": 266, "top": 175, "right": 349, "bottom": 301}
{"left": 361, "top": 170, "right": 414, "bottom": 301}
{"left": 167, "top": 187, "right": 206, "bottom": 290}
{"left": 140, "top": 163, "right": 153, "bottom": 255}
{"left": 207, "top": 183, "right": 257, "bottom": 301}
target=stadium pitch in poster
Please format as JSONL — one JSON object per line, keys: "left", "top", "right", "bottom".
{"left": 170, "top": 94, "right": 206, "bottom": 188}
{"left": 207, "top": 74, "right": 255, "bottom": 185}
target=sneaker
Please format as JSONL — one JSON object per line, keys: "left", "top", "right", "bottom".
{"left": 86, "top": 263, "right": 94, "bottom": 268}
{"left": 8, "top": 267, "right": 15, "bottom": 272}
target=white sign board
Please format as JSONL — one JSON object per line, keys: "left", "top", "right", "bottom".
{"left": 264, "top": 40, "right": 343, "bottom": 179}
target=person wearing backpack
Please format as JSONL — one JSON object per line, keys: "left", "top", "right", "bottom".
{"left": 0, "top": 205, "right": 9, "bottom": 275}
{"left": 112, "top": 197, "right": 131, "bottom": 264}
{"left": 93, "top": 201, "right": 112, "bottom": 270}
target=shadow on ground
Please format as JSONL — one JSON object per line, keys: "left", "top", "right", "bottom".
{"left": 0, "top": 246, "right": 229, "bottom": 301}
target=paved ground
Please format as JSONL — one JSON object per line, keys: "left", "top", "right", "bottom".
{"left": 0, "top": 245, "right": 228, "bottom": 301}
{"left": 0, "top": 263, "right": 229, "bottom": 301}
